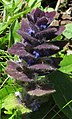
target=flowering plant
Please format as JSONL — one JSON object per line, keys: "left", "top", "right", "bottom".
{"left": 6, "top": 8, "right": 66, "bottom": 99}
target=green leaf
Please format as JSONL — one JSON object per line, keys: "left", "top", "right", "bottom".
{"left": 44, "top": 7, "right": 54, "bottom": 12}
{"left": 59, "top": 54, "right": 72, "bottom": 74}
{"left": 53, "top": 35, "right": 63, "bottom": 41}
{"left": 3, "top": 94, "right": 31, "bottom": 114}
{"left": 28, "top": 0, "right": 37, "bottom": 7}
{"left": 0, "top": 34, "right": 9, "bottom": 48}
{"left": 12, "top": 20, "right": 20, "bottom": 43}
{"left": 0, "top": 84, "right": 22, "bottom": 101}
{"left": 1, "top": 0, "right": 10, "bottom": 5}
{"left": 33, "top": 0, "right": 42, "bottom": 8}
{"left": 48, "top": 71, "right": 72, "bottom": 119}
{"left": 0, "top": 8, "right": 31, "bottom": 33}
{"left": 28, "top": 0, "right": 42, "bottom": 9}
{"left": 63, "top": 23, "right": 72, "bottom": 39}
{"left": 8, "top": 20, "right": 20, "bottom": 48}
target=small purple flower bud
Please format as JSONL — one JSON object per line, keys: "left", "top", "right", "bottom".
{"left": 39, "top": 24, "right": 49, "bottom": 30}
{"left": 28, "top": 27, "right": 35, "bottom": 36}
{"left": 30, "top": 99, "right": 40, "bottom": 112}
{"left": 40, "top": 24, "right": 47, "bottom": 29}
{"left": 27, "top": 59, "right": 34, "bottom": 66}
{"left": 33, "top": 105, "right": 38, "bottom": 112}
{"left": 33, "top": 51, "right": 40, "bottom": 58}
{"left": 36, "top": 100, "right": 40, "bottom": 108}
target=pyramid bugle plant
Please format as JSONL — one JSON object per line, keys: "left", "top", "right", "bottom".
{"left": 5, "top": 8, "right": 67, "bottom": 111}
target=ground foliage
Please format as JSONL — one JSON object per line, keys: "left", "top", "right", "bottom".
{"left": 0, "top": 0, "right": 72, "bottom": 119}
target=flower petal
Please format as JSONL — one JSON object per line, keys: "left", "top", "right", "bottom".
{"left": 29, "top": 23, "right": 39, "bottom": 35}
